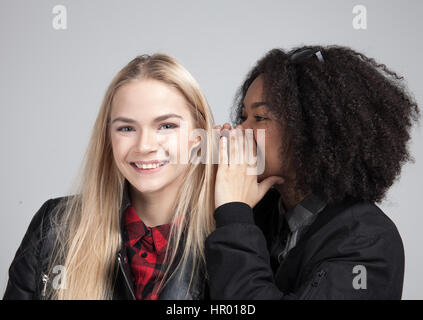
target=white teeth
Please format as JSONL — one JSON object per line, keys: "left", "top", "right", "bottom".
{"left": 134, "top": 161, "right": 168, "bottom": 170}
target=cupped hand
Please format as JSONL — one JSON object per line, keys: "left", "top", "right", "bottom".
{"left": 214, "top": 124, "right": 284, "bottom": 209}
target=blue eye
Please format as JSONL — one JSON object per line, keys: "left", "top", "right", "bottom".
{"left": 117, "top": 126, "right": 134, "bottom": 132}
{"left": 159, "top": 123, "right": 178, "bottom": 130}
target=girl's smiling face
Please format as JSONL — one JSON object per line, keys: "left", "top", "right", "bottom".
{"left": 110, "top": 78, "right": 197, "bottom": 195}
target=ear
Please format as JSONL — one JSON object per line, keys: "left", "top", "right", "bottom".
{"left": 189, "top": 139, "right": 201, "bottom": 155}
{"left": 188, "top": 135, "right": 203, "bottom": 163}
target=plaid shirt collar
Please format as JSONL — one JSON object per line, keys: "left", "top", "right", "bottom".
{"left": 120, "top": 180, "right": 171, "bottom": 255}
{"left": 124, "top": 205, "right": 171, "bottom": 255}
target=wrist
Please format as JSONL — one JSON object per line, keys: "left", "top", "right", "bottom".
{"left": 214, "top": 202, "right": 254, "bottom": 228}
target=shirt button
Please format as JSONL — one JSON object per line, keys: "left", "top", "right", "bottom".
{"left": 146, "top": 229, "right": 152, "bottom": 236}
{"left": 141, "top": 252, "right": 147, "bottom": 258}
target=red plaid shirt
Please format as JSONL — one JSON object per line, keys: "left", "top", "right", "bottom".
{"left": 123, "top": 205, "right": 171, "bottom": 300}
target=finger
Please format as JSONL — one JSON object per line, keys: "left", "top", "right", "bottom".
{"left": 228, "top": 129, "right": 236, "bottom": 166}
{"left": 236, "top": 126, "right": 245, "bottom": 165}
{"left": 257, "top": 176, "right": 285, "bottom": 199}
{"left": 255, "top": 129, "right": 264, "bottom": 168}
{"left": 235, "top": 123, "right": 245, "bottom": 163}
{"left": 219, "top": 136, "right": 229, "bottom": 166}
{"left": 222, "top": 123, "right": 232, "bottom": 130}
{"left": 244, "top": 129, "right": 256, "bottom": 166}
{"left": 229, "top": 127, "right": 244, "bottom": 166}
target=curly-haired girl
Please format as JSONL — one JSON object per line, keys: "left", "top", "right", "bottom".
{"left": 207, "top": 45, "right": 419, "bottom": 299}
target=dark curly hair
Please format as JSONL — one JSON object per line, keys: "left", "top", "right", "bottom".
{"left": 232, "top": 45, "right": 420, "bottom": 204}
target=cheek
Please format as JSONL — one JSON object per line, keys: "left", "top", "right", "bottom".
{"left": 163, "top": 132, "right": 180, "bottom": 149}
{"left": 111, "top": 135, "right": 131, "bottom": 162}
{"left": 264, "top": 130, "right": 283, "bottom": 168}
{"left": 158, "top": 133, "right": 180, "bottom": 161}
{"left": 268, "top": 147, "right": 281, "bottom": 170}
{"left": 253, "top": 126, "right": 273, "bottom": 152}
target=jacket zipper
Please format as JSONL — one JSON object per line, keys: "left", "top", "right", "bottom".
{"left": 301, "top": 268, "right": 327, "bottom": 299}
{"left": 117, "top": 253, "right": 136, "bottom": 300}
{"left": 41, "top": 273, "right": 49, "bottom": 297}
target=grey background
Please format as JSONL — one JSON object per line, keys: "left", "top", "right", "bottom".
{"left": 1, "top": 0, "right": 422, "bottom": 299}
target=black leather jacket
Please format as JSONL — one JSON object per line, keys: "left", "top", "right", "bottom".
{"left": 3, "top": 194, "right": 206, "bottom": 300}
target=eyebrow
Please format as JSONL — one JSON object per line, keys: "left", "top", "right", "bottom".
{"left": 242, "top": 101, "right": 268, "bottom": 111}
{"left": 111, "top": 113, "right": 184, "bottom": 124}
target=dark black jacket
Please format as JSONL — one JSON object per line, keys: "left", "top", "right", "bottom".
{"left": 205, "top": 189, "right": 405, "bottom": 299}
{"left": 3, "top": 196, "right": 206, "bottom": 300}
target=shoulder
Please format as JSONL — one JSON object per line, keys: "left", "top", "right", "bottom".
{"left": 324, "top": 200, "right": 402, "bottom": 239}
{"left": 3, "top": 195, "right": 73, "bottom": 299}
{"left": 19, "top": 195, "right": 76, "bottom": 254}
{"left": 299, "top": 200, "right": 405, "bottom": 299}
{"left": 305, "top": 199, "right": 405, "bottom": 261}
{"left": 14, "top": 195, "right": 74, "bottom": 269}
{"left": 31, "top": 196, "right": 72, "bottom": 231}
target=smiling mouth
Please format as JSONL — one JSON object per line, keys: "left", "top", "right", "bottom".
{"left": 130, "top": 160, "right": 169, "bottom": 170}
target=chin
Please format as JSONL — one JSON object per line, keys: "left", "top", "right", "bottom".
{"left": 135, "top": 186, "right": 165, "bottom": 195}
{"left": 130, "top": 179, "right": 167, "bottom": 194}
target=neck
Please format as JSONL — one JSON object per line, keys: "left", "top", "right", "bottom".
{"left": 128, "top": 176, "right": 184, "bottom": 227}
{"left": 274, "top": 182, "right": 307, "bottom": 211}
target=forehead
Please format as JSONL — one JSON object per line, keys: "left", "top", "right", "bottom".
{"left": 243, "top": 75, "right": 265, "bottom": 107}
{"left": 111, "top": 79, "right": 191, "bottom": 119}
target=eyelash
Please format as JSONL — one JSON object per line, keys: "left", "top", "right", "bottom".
{"left": 239, "top": 115, "right": 268, "bottom": 122}
{"left": 116, "top": 123, "right": 179, "bottom": 132}
{"left": 159, "top": 123, "right": 179, "bottom": 130}
{"left": 117, "top": 126, "right": 134, "bottom": 132}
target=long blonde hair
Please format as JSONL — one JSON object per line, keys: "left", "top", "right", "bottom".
{"left": 45, "top": 54, "right": 216, "bottom": 299}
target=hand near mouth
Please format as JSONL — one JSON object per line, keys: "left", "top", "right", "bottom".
{"left": 214, "top": 124, "right": 284, "bottom": 210}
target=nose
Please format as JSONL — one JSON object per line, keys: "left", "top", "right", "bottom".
{"left": 241, "top": 117, "right": 251, "bottom": 129}
{"left": 240, "top": 117, "right": 259, "bottom": 142}
{"left": 137, "top": 128, "right": 159, "bottom": 154}
{"left": 240, "top": 116, "right": 255, "bottom": 131}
